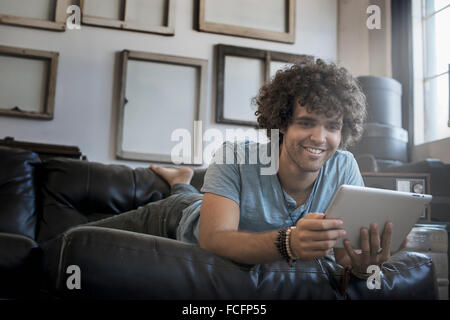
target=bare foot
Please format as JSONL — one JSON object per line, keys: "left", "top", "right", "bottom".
{"left": 150, "top": 165, "right": 194, "bottom": 187}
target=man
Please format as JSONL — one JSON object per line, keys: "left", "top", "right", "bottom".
{"left": 90, "top": 59, "right": 398, "bottom": 276}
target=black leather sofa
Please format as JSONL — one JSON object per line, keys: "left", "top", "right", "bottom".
{"left": 0, "top": 146, "right": 439, "bottom": 299}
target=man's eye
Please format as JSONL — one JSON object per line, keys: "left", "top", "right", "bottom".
{"left": 328, "top": 125, "right": 342, "bottom": 131}
{"left": 298, "top": 121, "right": 312, "bottom": 127}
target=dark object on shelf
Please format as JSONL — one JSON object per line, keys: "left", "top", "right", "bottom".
{"left": 383, "top": 159, "right": 450, "bottom": 223}
{"left": 355, "top": 154, "right": 379, "bottom": 172}
{"left": 355, "top": 154, "right": 404, "bottom": 173}
{"left": 376, "top": 159, "right": 405, "bottom": 171}
{"left": 350, "top": 76, "right": 408, "bottom": 165}
{"left": 414, "top": 221, "right": 450, "bottom": 297}
{"left": 358, "top": 76, "right": 403, "bottom": 127}
{"left": 351, "top": 123, "right": 408, "bottom": 162}
{"left": 0, "top": 136, "right": 86, "bottom": 161}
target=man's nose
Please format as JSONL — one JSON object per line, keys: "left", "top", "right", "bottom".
{"left": 310, "top": 126, "right": 327, "bottom": 144}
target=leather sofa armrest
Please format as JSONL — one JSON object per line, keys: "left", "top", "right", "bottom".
{"left": 322, "top": 251, "right": 438, "bottom": 300}
{"left": 42, "top": 226, "right": 338, "bottom": 300}
{"left": 0, "top": 232, "right": 42, "bottom": 298}
{"left": 0, "top": 232, "right": 39, "bottom": 269}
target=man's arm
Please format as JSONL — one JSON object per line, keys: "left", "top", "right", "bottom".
{"left": 199, "top": 193, "right": 280, "bottom": 265}
{"left": 199, "top": 193, "right": 346, "bottom": 265}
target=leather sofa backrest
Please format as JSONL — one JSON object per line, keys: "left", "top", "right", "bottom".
{"left": 0, "top": 146, "right": 40, "bottom": 239}
{"left": 37, "top": 158, "right": 171, "bottom": 243}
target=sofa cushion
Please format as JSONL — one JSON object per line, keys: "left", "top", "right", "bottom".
{"left": 42, "top": 226, "right": 339, "bottom": 299}
{"left": 37, "top": 158, "right": 171, "bottom": 243}
{"left": 0, "top": 146, "right": 40, "bottom": 239}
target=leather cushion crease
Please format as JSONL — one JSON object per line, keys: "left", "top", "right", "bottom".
{"left": 37, "top": 158, "right": 170, "bottom": 243}
{"left": 0, "top": 146, "right": 40, "bottom": 239}
{"left": 323, "top": 251, "right": 438, "bottom": 300}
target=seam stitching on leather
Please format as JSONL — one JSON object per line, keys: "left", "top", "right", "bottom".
{"left": 55, "top": 233, "right": 69, "bottom": 291}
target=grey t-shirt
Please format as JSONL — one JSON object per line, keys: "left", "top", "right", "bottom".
{"left": 176, "top": 141, "right": 364, "bottom": 244}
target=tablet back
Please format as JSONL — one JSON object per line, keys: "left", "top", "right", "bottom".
{"left": 325, "top": 184, "right": 432, "bottom": 250}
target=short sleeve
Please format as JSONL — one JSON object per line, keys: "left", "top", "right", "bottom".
{"left": 345, "top": 153, "right": 365, "bottom": 187}
{"left": 200, "top": 142, "right": 241, "bottom": 205}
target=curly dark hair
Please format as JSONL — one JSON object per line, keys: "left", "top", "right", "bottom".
{"left": 253, "top": 59, "right": 367, "bottom": 149}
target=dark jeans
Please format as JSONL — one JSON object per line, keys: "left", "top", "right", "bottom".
{"left": 84, "top": 184, "right": 203, "bottom": 239}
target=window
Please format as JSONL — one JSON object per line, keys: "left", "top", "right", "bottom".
{"left": 414, "top": 0, "right": 450, "bottom": 144}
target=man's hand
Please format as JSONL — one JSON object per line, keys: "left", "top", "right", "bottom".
{"left": 334, "top": 222, "right": 407, "bottom": 274}
{"left": 290, "top": 213, "right": 346, "bottom": 261}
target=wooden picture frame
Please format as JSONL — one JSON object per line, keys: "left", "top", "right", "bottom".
{"left": 0, "top": 45, "right": 59, "bottom": 120}
{"left": 215, "top": 44, "right": 313, "bottom": 126}
{"left": 198, "top": 0, "right": 295, "bottom": 43}
{"left": 0, "top": 0, "right": 69, "bottom": 31}
{"left": 116, "top": 50, "right": 207, "bottom": 165}
{"left": 81, "top": 0, "right": 175, "bottom": 35}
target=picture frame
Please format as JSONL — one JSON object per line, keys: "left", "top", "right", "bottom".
{"left": 215, "top": 44, "right": 313, "bottom": 126}
{"left": 81, "top": 0, "right": 175, "bottom": 35}
{"left": 0, "top": 0, "right": 69, "bottom": 31}
{"left": 198, "top": 0, "right": 295, "bottom": 43}
{"left": 0, "top": 45, "right": 59, "bottom": 120}
{"left": 116, "top": 50, "right": 208, "bottom": 165}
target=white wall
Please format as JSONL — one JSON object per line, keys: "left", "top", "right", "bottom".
{"left": 0, "top": 0, "right": 338, "bottom": 168}
{"left": 412, "top": 138, "right": 450, "bottom": 164}
{"left": 337, "top": 0, "right": 392, "bottom": 77}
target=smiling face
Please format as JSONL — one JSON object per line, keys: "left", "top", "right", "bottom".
{"left": 280, "top": 103, "right": 343, "bottom": 173}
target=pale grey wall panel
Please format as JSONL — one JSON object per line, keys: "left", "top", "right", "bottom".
{"left": 0, "top": 55, "right": 47, "bottom": 113}
{"left": 122, "top": 60, "right": 197, "bottom": 157}
{"left": 0, "top": 0, "right": 54, "bottom": 20}
{"left": 83, "top": 0, "right": 122, "bottom": 20}
{"left": 223, "top": 56, "right": 263, "bottom": 123}
{"left": 205, "top": 0, "right": 286, "bottom": 32}
{"left": 125, "top": 0, "right": 167, "bottom": 27}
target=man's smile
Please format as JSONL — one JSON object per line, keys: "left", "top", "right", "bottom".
{"left": 301, "top": 145, "right": 326, "bottom": 156}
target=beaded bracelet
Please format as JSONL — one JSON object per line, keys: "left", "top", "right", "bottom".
{"left": 285, "top": 227, "right": 298, "bottom": 259}
{"left": 275, "top": 227, "right": 297, "bottom": 267}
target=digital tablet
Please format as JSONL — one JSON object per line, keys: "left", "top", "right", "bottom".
{"left": 324, "top": 184, "right": 432, "bottom": 250}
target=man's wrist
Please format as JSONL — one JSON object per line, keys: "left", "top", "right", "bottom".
{"left": 274, "top": 227, "right": 298, "bottom": 267}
